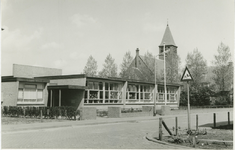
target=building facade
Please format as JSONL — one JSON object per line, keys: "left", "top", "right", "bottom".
{"left": 2, "top": 64, "right": 182, "bottom": 110}
{"left": 2, "top": 24, "right": 182, "bottom": 110}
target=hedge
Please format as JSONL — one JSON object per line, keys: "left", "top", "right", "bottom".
{"left": 1, "top": 106, "right": 79, "bottom": 120}
{"left": 121, "top": 108, "right": 142, "bottom": 113}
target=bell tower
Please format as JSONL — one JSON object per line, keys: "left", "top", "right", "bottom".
{"left": 159, "top": 24, "right": 177, "bottom": 60}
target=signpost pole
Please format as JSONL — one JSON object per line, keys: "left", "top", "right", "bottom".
{"left": 187, "top": 81, "right": 191, "bottom": 131}
{"left": 181, "top": 67, "right": 193, "bottom": 132}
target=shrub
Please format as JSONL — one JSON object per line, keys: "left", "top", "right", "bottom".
{"left": 97, "top": 110, "right": 108, "bottom": 117}
{"left": 25, "top": 107, "right": 33, "bottom": 117}
{"left": 54, "top": 107, "right": 60, "bottom": 118}
{"left": 49, "top": 107, "right": 56, "bottom": 119}
{"left": 38, "top": 107, "right": 46, "bottom": 118}
{"left": 3, "top": 106, "right": 9, "bottom": 116}
{"left": 17, "top": 107, "right": 24, "bottom": 116}
{"left": 121, "top": 108, "right": 141, "bottom": 113}
{"left": 9, "top": 106, "right": 18, "bottom": 116}
{"left": 59, "top": 106, "right": 66, "bottom": 117}
{"left": 67, "top": 106, "right": 76, "bottom": 119}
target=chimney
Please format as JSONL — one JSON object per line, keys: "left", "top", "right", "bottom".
{"left": 136, "top": 48, "right": 139, "bottom": 56}
{"left": 135, "top": 48, "right": 140, "bottom": 68}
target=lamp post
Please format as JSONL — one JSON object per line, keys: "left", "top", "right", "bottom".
{"left": 153, "top": 44, "right": 170, "bottom": 116}
{"left": 163, "top": 43, "right": 167, "bottom": 106}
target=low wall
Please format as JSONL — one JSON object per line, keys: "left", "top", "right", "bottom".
{"left": 156, "top": 106, "right": 171, "bottom": 115}
{"left": 142, "top": 106, "right": 153, "bottom": 112}
{"left": 80, "top": 107, "right": 96, "bottom": 120}
{"left": 108, "top": 107, "right": 121, "bottom": 118}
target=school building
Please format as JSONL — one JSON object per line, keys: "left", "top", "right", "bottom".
{"left": 1, "top": 24, "right": 182, "bottom": 110}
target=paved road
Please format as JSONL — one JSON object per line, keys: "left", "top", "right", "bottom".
{"left": 2, "top": 109, "right": 232, "bottom": 149}
{"left": 2, "top": 120, "right": 182, "bottom": 149}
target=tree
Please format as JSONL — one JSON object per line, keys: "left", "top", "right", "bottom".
{"left": 99, "top": 54, "right": 118, "bottom": 78}
{"left": 185, "top": 48, "right": 207, "bottom": 89}
{"left": 180, "top": 86, "right": 212, "bottom": 106}
{"left": 212, "top": 43, "right": 233, "bottom": 92}
{"left": 142, "top": 51, "right": 163, "bottom": 82}
{"left": 165, "top": 50, "right": 181, "bottom": 83}
{"left": 119, "top": 51, "right": 133, "bottom": 79}
{"left": 83, "top": 55, "right": 98, "bottom": 76}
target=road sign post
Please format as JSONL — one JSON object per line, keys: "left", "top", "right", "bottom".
{"left": 181, "top": 67, "right": 193, "bottom": 131}
{"left": 187, "top": 81, "right": 190, "bottom": 130}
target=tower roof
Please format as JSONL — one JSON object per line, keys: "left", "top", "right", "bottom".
{"left": 159, "top": 24, "right": 176, "bottom": 47}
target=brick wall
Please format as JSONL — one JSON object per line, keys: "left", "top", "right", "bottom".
{"left": 13, "top": 64, "right": 62, "bottom": 78}
{"left": 1, "top": 82, "right": 18, "bottom": 106}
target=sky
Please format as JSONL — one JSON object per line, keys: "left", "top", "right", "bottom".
{"left": 1, "top": 0, "right": 234, "bottom": 76}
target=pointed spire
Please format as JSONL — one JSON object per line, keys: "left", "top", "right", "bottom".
{"left": 159, "top": 24, "right": 176, "bottom": 47}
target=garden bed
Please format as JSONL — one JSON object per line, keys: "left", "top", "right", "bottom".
{"left": 159, "top": 125, "right": 233, "bottom": 149}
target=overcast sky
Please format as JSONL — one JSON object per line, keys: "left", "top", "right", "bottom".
{"left": 1, "top": 0, "right": 234, "bottom": 76}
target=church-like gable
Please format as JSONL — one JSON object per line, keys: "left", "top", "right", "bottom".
{"left": 124, "top": 24, "right": 179, "bottom": 82}
{"left": 125, "top": 48, "right": 164, "bottom": 82}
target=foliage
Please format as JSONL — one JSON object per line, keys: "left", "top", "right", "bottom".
{"left": 9, "top": 106, "right": 18, "bottom": 116}
{"left": 83, "top": 55, "right": 98, "bottom": 77}
{"left": 179, "top": 91, "right": 187, "bottom": 106}
{"left": 66, "top": 106, "right": 77, "bottom": 119}
{"left": 214, "top": 94, "right": 230, "bottom": 105}
{"left": 99, "top": 54, "right": 118, "bottom": 78}
{"left": 3, "top": 106, "right": 9, "bottom": 116}
{"left": 40, "top": 107, "right": 47, "bottom": 117}
{"left": 165, "top": 50, "right": 181, "bottom": 83}
{"left": 212, "top": 43, "right": 233, "bottom": 92}
{"left": 17, "top": 107, "right": 24, "bottom": 116}
{"left": 119, "top": 51, "right": 134, "bottom": 79}
{"left": 142, "top": 51, "right": 158, "bottom": 81}
{"left": 96, "top": 110, "right": 108, "bottom": 117}
{"left": 59, "top": 106, "right": 66, "bottom": 117}
{"left": 1, "top": 106, "right": 79, "bottom": 120}
{"left": 180, "top": 86, "right": 212, "bottom": 106}
{"left": 185, "top": 48, "right": 207, "bottom": 89}
{"left": 121, "top": 108, "right": 142, "bottom": 113}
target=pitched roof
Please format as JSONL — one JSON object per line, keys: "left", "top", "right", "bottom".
{"left": 159, "top": 24, "right": 176, "bottom": 47}
{"left": 139, "top": 55, "right": 164, "bottom": 74}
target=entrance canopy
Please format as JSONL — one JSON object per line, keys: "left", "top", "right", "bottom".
{"left": 47, "top": 85, "right": 86, "bottom": 107}
{"left": 48, "top": 85, "right": 86, "bottom": 90}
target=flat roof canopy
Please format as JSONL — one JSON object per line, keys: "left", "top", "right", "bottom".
{"left": 47, "top": 85, "right": 86, "bottom": 90}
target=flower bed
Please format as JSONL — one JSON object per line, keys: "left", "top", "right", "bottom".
{"left": 159, "top": 127, "right": 233, "bottom": 149}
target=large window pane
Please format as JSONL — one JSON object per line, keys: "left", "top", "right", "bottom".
{"left": 18, "top": 89, "right": 23, "bottom": 99}
{"left": 37, "top": 89, "right": 43, "bottom": 99}
{"left": 24, "top": 88, "right": 37, "bottom": 101}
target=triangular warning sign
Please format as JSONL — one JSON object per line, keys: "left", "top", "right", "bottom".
{"left": 181, "top": 67, "right": 193, "bottom": 81}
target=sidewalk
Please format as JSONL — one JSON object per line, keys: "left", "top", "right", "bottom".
{"left": 2, "top": 108, "right": 233, "bottom": 133}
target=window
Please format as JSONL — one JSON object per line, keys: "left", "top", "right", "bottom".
{"left": 24, "top": 88, "right": 37, "bottom": 102}
{"left": 18, "top": 88, "right": 23, "bottom": 102}
{"left": 17, "top": 84, "right": 44, "bottom": 103}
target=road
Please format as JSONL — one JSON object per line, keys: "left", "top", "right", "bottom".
{"left": 2, "top": 109, "right": 232, "bottom": 149}
{"left": 2, "top": 120, "right": 177, "bottom": 149}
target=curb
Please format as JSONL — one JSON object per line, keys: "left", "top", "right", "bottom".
{"left": 145, "top": 135, "right": 190, "bottom": 149}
